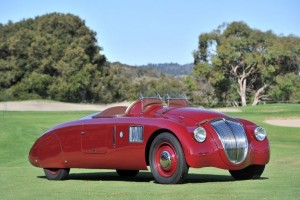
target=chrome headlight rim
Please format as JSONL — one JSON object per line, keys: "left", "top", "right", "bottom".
{"left": 254, "top": 126, "right": 267, "bottom": 141}
{"left": 194, "top": 126, "right": 206, "bottom": 142}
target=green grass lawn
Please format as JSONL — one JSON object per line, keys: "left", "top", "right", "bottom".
{"left": 0, "top": 105, "right": 299, "bottom": 200}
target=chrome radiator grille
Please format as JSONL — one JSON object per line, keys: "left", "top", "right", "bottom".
{"left": 211, "top": 119, "right": 248, "bottom": 164}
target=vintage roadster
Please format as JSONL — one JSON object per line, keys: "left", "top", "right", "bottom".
{"left": 29, "top": 96, "right": 270, "bottom": 184}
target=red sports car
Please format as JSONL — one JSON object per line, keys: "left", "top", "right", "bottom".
{"left": 29, "top": 96, "right": 270, "bottom": 184}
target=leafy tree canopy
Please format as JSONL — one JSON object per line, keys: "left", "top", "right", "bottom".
{"left": 193, "top": 21, "right": 300, "bottom": 106}
{"left": 0, "top": 13, "right": 108, "bottom": 103}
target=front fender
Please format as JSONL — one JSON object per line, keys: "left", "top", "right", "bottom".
{"left": 147, "top": 118, "right": 206, "bottom": 168}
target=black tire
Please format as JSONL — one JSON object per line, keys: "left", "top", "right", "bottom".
{"left": 149, "top": 132, "right": 189, "bottom": 184}
{"left": 43, "top": 168, "right": 70, "bottom": 180}
{"left": 229, "top": 165, "right": 265, "bottom": 180}
{"left": 116, "top": 170, "right": 139, "bottom": 177}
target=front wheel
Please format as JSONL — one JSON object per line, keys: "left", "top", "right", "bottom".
{"left": 229, "top": 165, "right": 265, "bottom": 180}
{"left": 43, "top": 168, "right": 70, "bottom": 180}
{"left": 149, "top": 132, "right": 189, "bottom": 184}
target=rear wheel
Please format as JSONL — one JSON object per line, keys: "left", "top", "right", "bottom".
{"left": 116, "top": 170, "right": 139, "bottom": 177}
{"left": 229, "top": 165, "right": 265, "bottom": 180}
{"left": 43, "top": 168, "right": 70, "bottom": 180}
{"left": 149, "top": 132, "right": 188, "bottom": 184}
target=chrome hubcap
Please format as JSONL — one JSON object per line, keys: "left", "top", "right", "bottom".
{"left": 160, "top": 151, "right": 172, "bottom": 169}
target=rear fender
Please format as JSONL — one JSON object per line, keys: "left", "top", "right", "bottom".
{"left": 29, "top": 132, "right": 64, "bottom": 168}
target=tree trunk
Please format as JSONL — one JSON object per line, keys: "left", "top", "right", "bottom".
{"left": 252, "top": 96, "right": 260, "bottom": 106}
{"left": 252, "top": 84, "right": 268, "bottom": 106}
{"left": 238, "top": 78, "right": 247, "bottom": 106}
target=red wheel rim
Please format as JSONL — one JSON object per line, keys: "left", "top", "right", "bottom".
{"left": 47, "top": 168, "right": 59, "bottom": 175}
{"left": 154, "top": 142, "right": 178, "bottom": 177}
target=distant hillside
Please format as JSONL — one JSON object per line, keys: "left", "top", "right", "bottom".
{"left": 139, "top": 63, "right": 194, "bottom": 76}
{"left": 107, "top": 62, "right": 186, "bottom": 99}
{"left": 109, "top": 62, "right": 165, "bottom": 81}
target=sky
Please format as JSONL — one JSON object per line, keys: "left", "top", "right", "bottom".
{"left": 0, "top": 0, "right": 299, "bottom": 65}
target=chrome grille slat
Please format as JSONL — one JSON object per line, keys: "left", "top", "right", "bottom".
{"left": 211, "top": 119, "right": 248, "bottom": 164}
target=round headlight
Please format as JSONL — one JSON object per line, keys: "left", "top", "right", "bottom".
{"left": 194, "top": 126, "right": 206, "bottom": 142}
{"left": 254, "top": 126, "right": 266, "bottom": 141}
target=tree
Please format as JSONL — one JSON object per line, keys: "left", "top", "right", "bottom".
{"left": 269, "top": 73, "right": 300, "bottom": 103}
{"left": 0, "top": 13, "right": 106, "bottom": 102}
{"left": 194, "top": 22, "right": 300, "bottom": 106}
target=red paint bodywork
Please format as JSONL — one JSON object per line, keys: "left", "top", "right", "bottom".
{"left": 29, "top": 98, "right": 270, "bottom": 171}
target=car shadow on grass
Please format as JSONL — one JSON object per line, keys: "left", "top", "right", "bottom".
{"left": 37, "top": 171, "right": 268, "bottom": 184}
{"left": 186, "top": 173, "right": 268, "bottom": 183}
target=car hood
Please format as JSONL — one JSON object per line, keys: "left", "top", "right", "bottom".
{"left": 163, "top": 107, "right": 229, "bottom": 123}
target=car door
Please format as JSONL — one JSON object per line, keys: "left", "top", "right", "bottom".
{"left": 111, "top": 122, "right": 147, "bottom": 169}
{"left": 81, "top": 119, "right": 111, "bottom": 154}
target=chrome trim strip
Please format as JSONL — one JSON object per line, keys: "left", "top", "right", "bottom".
{"left": 113, "top": 126, "right": 116, "bottom": 148}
